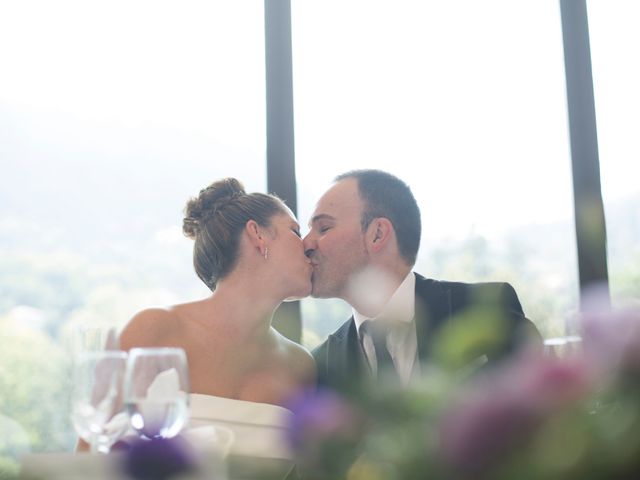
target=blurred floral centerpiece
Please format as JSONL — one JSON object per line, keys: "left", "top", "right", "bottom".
{"left": 288, "top": 296, "right": 640, "bottom": 480}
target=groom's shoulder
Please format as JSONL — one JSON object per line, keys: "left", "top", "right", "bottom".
{"left": 414, "top": 272, "right": 477, "bottom": 292}
{"left": 415, "top": 273, "right": 520, "bottom": 302}
{"left": 311, "top": 317, "right": 353, "bottom": 361}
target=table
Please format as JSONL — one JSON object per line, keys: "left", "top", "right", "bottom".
{"left": 20, "top": 452, "right": 295, "bottom": 480}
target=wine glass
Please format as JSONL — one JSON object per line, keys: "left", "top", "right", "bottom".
{"left": 70, "top": 351, "right": 129, "bottom": 453}
{"left": 124, "top": 348, "right": 190, "bottom": 440}
{"left": 72, "top": 324, "right": 119, "bottom": 354}
{"left": 543, "top": 335, "right": 583, "bottom": 358}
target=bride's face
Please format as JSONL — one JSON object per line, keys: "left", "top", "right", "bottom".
{"left": 267, "top": 210, "right": 313, "bottom": 301}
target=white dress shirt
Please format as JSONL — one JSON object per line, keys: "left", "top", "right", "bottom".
{"left": 353, "top": 272, "right": 420, "bottom": 386}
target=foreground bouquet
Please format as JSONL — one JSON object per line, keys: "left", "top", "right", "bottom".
{"left": 288, "top": 297, "right": 640, "bottom": 480}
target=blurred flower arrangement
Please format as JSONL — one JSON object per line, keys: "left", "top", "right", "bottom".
{"left": 114, "top": 436, "right": 202, "bottom": 480}
{"left": 287, "top": 294, "right": 640, "bottom": 480}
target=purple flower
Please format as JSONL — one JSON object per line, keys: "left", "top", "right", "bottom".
{"left": 120, "top": 436, "right": 200, "bottom": 480}
{"left": 286, "top": 388, "right": 364, "bottom": 451}
{"left": 580, "top": 290, "right": 640, "bottom": 377}
{"left": 517, "top": 356, "right": 593, "bottom": 410}
{"left": 285, "top": 388, "right": 366, "bottom": 476}
{"left": 439, "top": 354, "right": 592, "bottom": 478}
{"left": 439, "top": 387, "right": 541, "bottom": 478}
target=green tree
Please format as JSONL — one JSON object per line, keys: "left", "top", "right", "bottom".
{"left": 0, "top": 319, "right": 73, "bottom": 458}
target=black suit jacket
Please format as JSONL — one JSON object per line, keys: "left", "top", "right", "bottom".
{"left": 312, "top": 273, "right": 539, "bottom": 394}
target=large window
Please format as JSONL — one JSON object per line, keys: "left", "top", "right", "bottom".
{"left": 0, "top": 0, "right": 265, "bottom": 464}
{"left": 1, "top": 0, "right": 636, "bottom": 472}
{"left": 588, "top": 0, "right": 640, "bottom": 305}
{"left": 292, "top": 0, "right": 579, "bottom": 347}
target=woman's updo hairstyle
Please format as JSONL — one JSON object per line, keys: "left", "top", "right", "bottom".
{"left": 183, "top": 178, "right": 285, "bottom": 290}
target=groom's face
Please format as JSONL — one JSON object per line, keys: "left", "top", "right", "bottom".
{"left": 303, "top": 178, "right": 369, "bottom": 299}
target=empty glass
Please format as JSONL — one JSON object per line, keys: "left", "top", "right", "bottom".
{"left": 71, "top": 324, "right": 119, "bottom": 355}
{"left": 543, "top": 335, "right": 583, "bottom": 358}
{"left": 70, "top": 351, "right": 129, "bottom": 453}
{"left": 124, "top": 348, "right": 190, "bottom": 440}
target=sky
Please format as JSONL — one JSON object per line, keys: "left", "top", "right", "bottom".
{"left": 1, "top": 0, "right": 638, "bottom": 243}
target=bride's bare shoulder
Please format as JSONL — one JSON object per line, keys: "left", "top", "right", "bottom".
{"left": 119, "top": 306, "right": 180, "bottom": 351}
{"left": 277, "top": 334, "right": 317, "bottom": 386}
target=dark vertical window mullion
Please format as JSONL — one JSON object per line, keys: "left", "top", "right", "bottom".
{"left": 560, "top": 0, "right": 610, "bottom": 309}
{"left": 264, "top": 0, "right": 302, "bottom": 342}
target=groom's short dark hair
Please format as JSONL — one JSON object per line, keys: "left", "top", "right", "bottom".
{"left": 335, "top": 169, "right": 421, "bottom": 266}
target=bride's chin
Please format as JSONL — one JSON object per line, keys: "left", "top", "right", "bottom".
{"left": 283, "top": 282, "right": 312, "bottom": 302}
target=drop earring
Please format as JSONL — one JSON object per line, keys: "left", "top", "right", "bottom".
{"left": 264, "top": 247, "right": 268, "bottom": 260}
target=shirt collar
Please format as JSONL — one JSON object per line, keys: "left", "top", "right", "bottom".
{"left": 354, "top": 271, "right": 416, "bottom": 335}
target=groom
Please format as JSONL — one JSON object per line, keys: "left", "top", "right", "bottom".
{"left": 303, "top": 169, "right": 541, "bottom": 393}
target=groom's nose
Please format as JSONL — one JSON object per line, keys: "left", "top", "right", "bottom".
{"left": 302, "top": 233, "right": 315, "bottom": 258}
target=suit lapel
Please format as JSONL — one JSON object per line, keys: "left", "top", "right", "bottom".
{"left": 327, "top": 317, "right": 369, "bottom": 383}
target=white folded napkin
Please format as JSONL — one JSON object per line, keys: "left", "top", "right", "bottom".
{"left": 182, "top": 425, "right": 235, "bottom": 457}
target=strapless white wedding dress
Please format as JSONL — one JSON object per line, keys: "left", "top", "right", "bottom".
{"left": 187, "top": 393, "right": 294, "bottom": 460}
{"left": 144, "top": 368, "right": 295, "bottom": 478}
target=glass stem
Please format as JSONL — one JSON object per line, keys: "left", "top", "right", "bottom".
{"left": 91, "top": 434, "right": 110, "bottom": 454}
{"left": 89, "top": 433, "right": 99, "bottom": 454}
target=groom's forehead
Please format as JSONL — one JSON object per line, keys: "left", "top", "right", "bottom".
{"left": 319, "top": 179, "right": 361, "bottom": 209}
{"left": 310, "top": 180, "right": 363, "bottom": 224}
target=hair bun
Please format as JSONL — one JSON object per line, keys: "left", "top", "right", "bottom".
{"left": 182, "top": 178, "right": 247, "bottom": 238}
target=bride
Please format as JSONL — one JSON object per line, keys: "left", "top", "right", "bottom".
{"left": 120, "top": 178, "right": 316, "bottom": 405}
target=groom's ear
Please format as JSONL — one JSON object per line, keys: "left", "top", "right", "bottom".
{"left": 365, "top": 217, "right": 394, "bottom": 254}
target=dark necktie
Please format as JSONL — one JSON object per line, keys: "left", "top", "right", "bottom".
{"left": 361, "top": 320, "right": 399, "bottom": 384}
